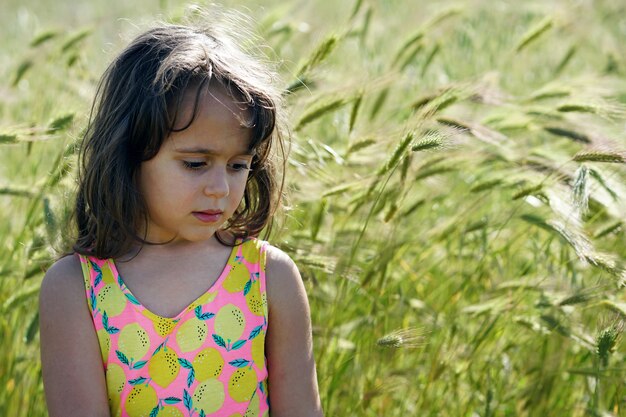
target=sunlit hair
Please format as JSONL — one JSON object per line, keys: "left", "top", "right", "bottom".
{"left": 73, "top": 17, "right": 286, "bottom": 259}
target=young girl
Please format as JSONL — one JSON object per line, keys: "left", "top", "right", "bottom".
{"left": 39, "top": 17, "right": 323, "bottom": 417}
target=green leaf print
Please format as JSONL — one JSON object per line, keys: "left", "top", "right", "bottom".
{"left": 149, "top": 405, "right": 160, "bottom": 417}
{"left": 164, "top": 397, "right": 182, "bottom": 404}
{"left": 231, "top": 339, "right": 247, "bottom": 350}
{"left": 248, "top": 325, "right": 263, "bottom": 340}
{"left": 90, "top": 287, "right": 97, "bottom": 312}
{"left": 212, "top": 334, "right": 226, "bottom": 349}
{"left": 115, "top": 350, "right": 129, "bottom": 365}
{"left": 107, "top": 326, "right": 120, "bottom": 335}
{"left": 183, "top": 389, "right": 193, "bottom": 411}
{"left": 129, "top": 377, "right": 147, "bottom": 385}
{"left": 229, "top": 359, "right": 251, "bottom": 368}
{"left": 178, "top": 358, "right": 193, "bottom": 369}
{"left": 194, "top": 305, "right": 215, "bottom": 321}
{"left": 186, "top": 367, "right": 195, "bottom": 388}
{"left": 90, "top": 260, "right": 102, "bottom": 274}
{"left": 176, "top": 358, "right": 195, "bottom": 387}
{"left": 90, "top": 261, "right": 103, "bottom": 287}
{"left": 199, "top": 410, "right": 206, "bottom": 417}
{"left": 243, "top": 280, "right": 252, "bottom": 296}
{"left": 133, "top": 360, "right": 147, "bottom": 369}
{"left": 152, "top": 340, "right": 167, "bottom": 356}
{"left": 102, "top": 311, "right": 120, "bottom": 334}
{"left": 125, "top": 292, "right": 141, "bottom": 305}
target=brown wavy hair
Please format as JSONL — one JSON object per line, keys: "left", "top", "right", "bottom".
{"left": 73, "top": 21, "right": 286, "bottom": 259}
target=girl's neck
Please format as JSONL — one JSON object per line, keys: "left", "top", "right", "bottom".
{"left": 117, "top": 233, "right": 232, "bottom": 264}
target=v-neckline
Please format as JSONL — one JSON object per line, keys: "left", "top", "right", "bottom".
{"left": 108, "top": 242, "right": 241, "bottom": 321}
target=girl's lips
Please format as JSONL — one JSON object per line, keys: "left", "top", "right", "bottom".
{"left": 192, "top": 211, "right": 223, "bottom": 223}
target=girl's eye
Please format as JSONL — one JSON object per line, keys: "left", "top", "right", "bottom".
{"left": 182, "top": 161, "right": 206, "bottom": 170}
{"left": 228, "top": 162, "right": 251, "bottom": 172}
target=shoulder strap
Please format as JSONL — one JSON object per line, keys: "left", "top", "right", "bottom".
{"left": 76, "top": 254, "right": 97, "bottom": 312}
{"left": 239, "top": 238, "right": 269, "bottom": 319}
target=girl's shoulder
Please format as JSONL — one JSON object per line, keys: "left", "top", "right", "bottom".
{"left": 262, "top": 243, "right": 297, "bottom": 272}
{"left": 39, "top": 253, "right": 111, "bottom": 414}
{"left": 39, "top": 254, "right": 91, "bottom": 325}
{"left": 40, "top": 253, "right": 85, "bottom": 297}
{"left": 258, "top": 241, "right": 307, "bottom": 315}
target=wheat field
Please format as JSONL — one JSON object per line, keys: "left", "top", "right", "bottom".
{"left": 1, "top": 0, "right": 626, "bottom": 415}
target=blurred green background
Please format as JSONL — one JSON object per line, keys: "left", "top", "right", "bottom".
{"left": 2, "top": 0, "right": 626, "bottom": 415}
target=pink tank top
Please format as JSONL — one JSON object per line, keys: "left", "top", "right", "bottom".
{"left": 78, "top": 238, "right": 270, "bottom": 417}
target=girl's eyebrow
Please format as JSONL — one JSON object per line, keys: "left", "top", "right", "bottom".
{"left": 174, "top": 147, "right": 254, "bottom": 156}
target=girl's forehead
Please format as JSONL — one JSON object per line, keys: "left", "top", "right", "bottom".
{"left": 175, "top": 82, "right": 253, "bottom": 128}
{"left": 167, "top": 85, "right": 254, "bottom": 153}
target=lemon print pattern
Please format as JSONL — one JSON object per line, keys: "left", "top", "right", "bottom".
{"left": 251, "top": 331, "right": 265, "bottom": 372}
{"left": 98, "top": 284, "right": 127, "bottom": 317}
{"left": 78, "top": 238, "right": 270, "bottom": 416}
{"left": 194, "top": 378, "right": 226, "bottom": 414}
{"left": 243, "top": 393, "right": 260, "bottom": 417}
{"left": 194, "top": 348, "right": 224, "bottom": 380}
{"left": 176, "top": 317, "right": 208, "bottom": 352}
{"left": 215, "top": 304, "right": 246, "bottom": 344}
{"left": 224, "top": 263, "right": 251, "bottom": 293}
{"left": 229, "top": 367, "right": 258, "bottom": 403}
{"left": 149, "top": 346, "right": 180, "bottom": 387}
{"left": 106, "top": 363, "right": 125, "bottom": 416}
{"left": 125, "top": 384, "right": 158, "bottom": 417}
{"left": 245, "top": 280, "right": 265, "bottom": 317}
{"left": 118, "top": 323, "right": 150, "bottom": 362}
{"left": 143, "top": 310, "right": 178, "bottom": 337}
{"left": 102, "top": 262, "right": 116, "bottom": 284}
{"left": 159, "top": 406, "right": 184, "bottom": 417}
{"left": 97, "top": 328, "right": 111, "bottom": 362}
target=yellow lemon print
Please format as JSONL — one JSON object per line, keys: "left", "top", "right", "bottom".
{"left": 102, "top": 262, "right": 116, "bottom": 284}
{"left": 229, "top": 367, "right": 258, "bottom": 403}
{"left": 125, "top": 384, "right": 157, "bottom": 417}
{"left": 96, "top": 328, "right": 110, "bottom": 362}
{"left": 245, "top": 281, "right": 265, "bottom": 317}
{"left": 176, "top": 317, "right": 208, "bottom": 353}
{"left": 193, "top": 347, "right": 224, "bottom": 381}
{"left": 214, "top": 304, "right": 245, "bottom": 343}
{"left": 243, "top": 391, "right": 260, "bottom": 417}
{"left": 142, "top": 311, "right": 177, "bottom": 337}
{"left": 242, "top": 241, "right": 262, "bottom": 264}
{"left": 193, "top": 378, "right": 225, "bottom": 414}
{"left": 97, "top": 284, "right": 127, "bottom": 317}
{"left": 223, "top": 263, "right": 250, "bottom": 293}
{"left": 149, "top": 347, "right": 180, "bottom": 388}
{"left": 106, "top": 363, "right": 125, "bottom": 416}
{"left": 118, "top": 323, "right": 150, "bottom": 362}
{"left": 159, "top": 406, "right": 184, "bottom": 417}
{"left": 250, "top": 332, "right": 265, "bottom": 371}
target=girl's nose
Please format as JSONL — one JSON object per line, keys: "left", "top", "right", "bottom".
{"left": 203, "top": 166, "right": 229, "bottom": 198}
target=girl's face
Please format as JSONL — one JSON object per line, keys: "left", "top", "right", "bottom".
{"left": 137, "top": 84, "right": 253, "bottom": 245}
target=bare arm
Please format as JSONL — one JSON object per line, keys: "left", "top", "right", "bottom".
{"left": 265, "top": 246, "right": 323, "bottom": 417}
{"left": 39, "top": 255, "right": 111, "bottom": 417}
